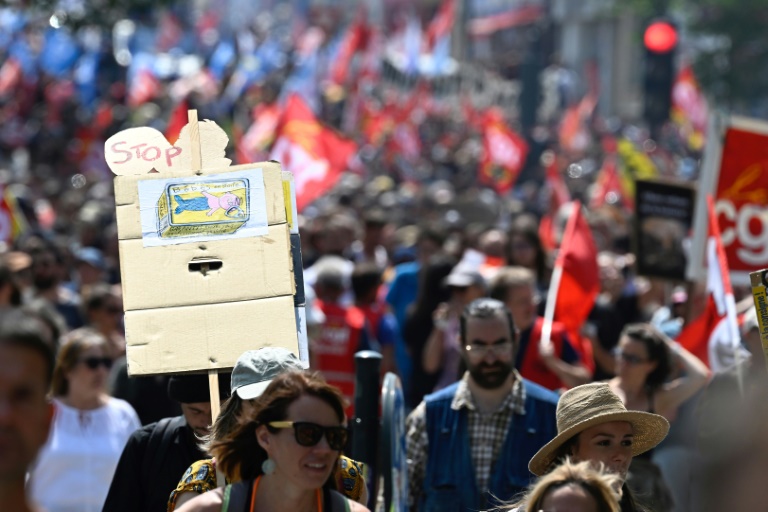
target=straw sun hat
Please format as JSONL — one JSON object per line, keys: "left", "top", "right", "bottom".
{"left": 529, "top": 382, "right": 670, "bottom": 476}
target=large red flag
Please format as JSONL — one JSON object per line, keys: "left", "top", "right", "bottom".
{"left": 677, "top": 196, "right": 743, "bottom": 371}
{"left": 269, "top": 94, "right": 357, "bottom": 212}
{"left": 478, "top": 109, "right": 529, "bottom": 194}
{"left": 543, "top": 201, "right": 599, "bottom": 369}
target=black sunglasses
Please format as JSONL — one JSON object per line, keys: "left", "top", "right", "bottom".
{"left": 613, "top": 349, "right": 648, "bottom": 365}
{"left": 81, "top": 357, "right": 113, "bottom": 370}
{"left": 268, "top": 421, "right": 348, "bottom": 451}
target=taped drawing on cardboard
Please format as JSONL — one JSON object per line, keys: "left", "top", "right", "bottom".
{"left": 138, "top": 168, "right": 269, "bottom": 247}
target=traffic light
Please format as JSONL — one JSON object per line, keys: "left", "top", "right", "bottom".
{"left": 643, "top": 19, "right": 678, "bottom": 130}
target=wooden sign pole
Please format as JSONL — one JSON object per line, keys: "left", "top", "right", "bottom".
{"left": 185, "top": 109, "right": 221, "bottom": 421}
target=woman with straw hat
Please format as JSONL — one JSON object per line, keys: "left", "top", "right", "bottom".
{"left": 528, "top": 382, "right": 670, "bottom": 512}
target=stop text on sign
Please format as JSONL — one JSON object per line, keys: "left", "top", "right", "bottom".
{"left": 110, "top": 141, "right": 182, "bottom": 168}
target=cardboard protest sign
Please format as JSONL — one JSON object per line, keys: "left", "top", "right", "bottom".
{"left": 688, "top": 115, "right": 768, "bottom": 284}
{"left": 749, "top": 269, "right": 768, "bottom": 371}
{"left": 634, "top": 180, "right": 695, "bottom": 280}
{"left": 106, "top": 112, "right": 305, "bottom": 379}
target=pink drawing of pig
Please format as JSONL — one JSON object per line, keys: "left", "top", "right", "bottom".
{"left": 202, "top": 191, "right": 240, "bottom": 216}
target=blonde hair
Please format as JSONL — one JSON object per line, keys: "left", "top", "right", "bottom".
{"left": 510, "top": 459, "right": 621, "bottom": 512}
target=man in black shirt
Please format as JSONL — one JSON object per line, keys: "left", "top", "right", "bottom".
{"left": 102, "top": 373, "right": 229, "bottom": 512}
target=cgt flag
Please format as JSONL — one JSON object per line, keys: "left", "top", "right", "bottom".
{"left": 678, "top": 195, "right": 745, "bottom": 371}
{"left": 269, "top": 94, "right": 357, "bottom": 212}
{"left": 478, "top": 109, "right": 529, "bottom": 194}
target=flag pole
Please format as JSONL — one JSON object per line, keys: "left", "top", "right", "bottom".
{"left": 541, "top": 200, "right": 578, "bottom": 348}
{"left": 541, "top": 263, "right": 563, "bottom": 349}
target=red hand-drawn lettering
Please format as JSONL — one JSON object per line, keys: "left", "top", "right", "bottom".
{"left": 165, "top": 146, "right": 182, "bottom": 167}
{"left": 142, "top": 146, "right": 161, "bottom": 161}
{"left": 130, "top": 143, "right": 148, "bottom": 159}
{"left": 110, "top": 141, "right": 132, "bottom": 164}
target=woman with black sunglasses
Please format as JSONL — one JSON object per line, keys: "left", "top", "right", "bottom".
{"left": 27, "top": 327, "right": 141, "bottom": 512}
{"left": 176, "top": 370, "right": 369, "bottom": 512}
{"left": 609, "top": 323, "right": 708, "bottom": 426}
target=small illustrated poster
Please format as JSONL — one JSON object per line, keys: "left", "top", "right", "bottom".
{"left": 138, "top": 168, "right": 269, "bottom": 247}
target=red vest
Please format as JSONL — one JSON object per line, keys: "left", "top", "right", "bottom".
{"left": 519, "top": 316, "right": 570, "bottom": 391}
{"left": 314, "top": 300, "right": 365, "bottom": 414}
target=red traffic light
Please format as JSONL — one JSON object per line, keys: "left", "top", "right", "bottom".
{"left": 644, "top": 21, "right": 677, "bottom": 53}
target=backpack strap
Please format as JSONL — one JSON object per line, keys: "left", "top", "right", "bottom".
{"left": 141, "top": 417, "right": 175, "bottom": 484}
{"left": 222, "top": 480, "right": 252, "bottom": 512}
{"left": 327, "top": 489, "right": 352, "bottom": 512}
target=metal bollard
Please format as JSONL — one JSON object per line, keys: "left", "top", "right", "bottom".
{"left": 351, "top": 350, "right": 382, "bottom": 506}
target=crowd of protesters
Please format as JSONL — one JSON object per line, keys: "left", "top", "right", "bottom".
{"left": 0, "top": 3, "right": 765, "bottom": 512}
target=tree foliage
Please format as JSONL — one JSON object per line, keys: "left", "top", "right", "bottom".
{"left": 688, "top": 0, "right": 768, "bottom": 110}
{"left": 624, "top": 0, "right": 768, "bottom": 109}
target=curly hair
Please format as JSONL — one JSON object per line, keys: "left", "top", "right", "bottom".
{"left": 210, "top": 370, "right": 346, "bottom": 482}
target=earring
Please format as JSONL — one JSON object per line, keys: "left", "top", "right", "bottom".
{"left": 261, "top": 458, "right": 276, "bottom": 475}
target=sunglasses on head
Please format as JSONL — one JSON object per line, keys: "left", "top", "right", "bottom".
{"left": 268, "top": 421, "right": 349, "bottom": 451}
{"left": 81, "top": 357, "right": 113, "bottom": 370}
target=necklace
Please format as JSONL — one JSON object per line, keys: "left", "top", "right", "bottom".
{"left": 249, "top": 475, "right": 323, "bottom": 512}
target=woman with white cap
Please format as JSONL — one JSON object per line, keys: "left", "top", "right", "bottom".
{"left": 527, "top": 382, "right": 670, "bottom": 512}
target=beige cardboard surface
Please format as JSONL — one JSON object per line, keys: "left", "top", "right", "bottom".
{"left": 125, "top": 295, "right": 298, "bottom": 375}
{"left": 114, "top": 162, "right": 287, "bottom": 240}
{"left": 119, "top": 223, "right": 294, "bottom": 311}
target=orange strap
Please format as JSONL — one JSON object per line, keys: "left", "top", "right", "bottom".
{"left": 249, "top": 475, "right": 322, "bottom": 512}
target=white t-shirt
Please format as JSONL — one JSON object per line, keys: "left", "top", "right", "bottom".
{"left": 29, "top": 397, "right": 141, "bottom": 512}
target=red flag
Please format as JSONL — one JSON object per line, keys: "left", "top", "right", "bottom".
{"left": 0, "top": 185, "right": 28, "bottom": 246}
{"left": 0, "top": 57, "right": 22, "bottom": 96}
{"left": 467, "top": 5, "right": 545, "bottom": 36}
{"left": 478, "top": 109, "right": 529, "bottom": 194}
{"left": 231, "top": 123, "right": 250, "bottom": 166}
{"left": 329, "top": 12, "right": 369, "bottom": 86}
{"left": 269, "top": 95, "right": 357, "bottom": 212}
{"left": 425, "top": 0, "right": 456, "bottom": 49}
{"left": 127, "top": 69, "right": 160, "bottom": 107}
{"left": 240, "top": 103, "right": 281, "bottom": 162}
{"left": 678, "top": 196, "right": 742, "bottom": 371}
{"left": 156, "top": 11, "right": 183, "bottom": 52}
{"left": 552, "top": 201, "right": 599, "bottom": 369}
{"left": 559, "top": 62, "right": 599, "bottom": 154}
{"left": 671, "top": 63, "right": 708, "bottom": 149}
{"left": 590, "top": 137, "right": 632, "bottom": 210}
{"left": 559, "top": 94, "right": 597, "bottom": 153}
{"left": 165, "top": 98, "right": 188, "bottom": 145}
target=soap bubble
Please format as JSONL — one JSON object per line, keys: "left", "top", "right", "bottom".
{"left": 567, "top": 163, "right": 583, "bottom": 179}
{"left": 71, "top": 174, "right": 87, "bottom": 189}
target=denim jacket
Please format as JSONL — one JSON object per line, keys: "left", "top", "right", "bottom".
{"left": 420, "top": 379, "right": 558, "bottom": 512}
